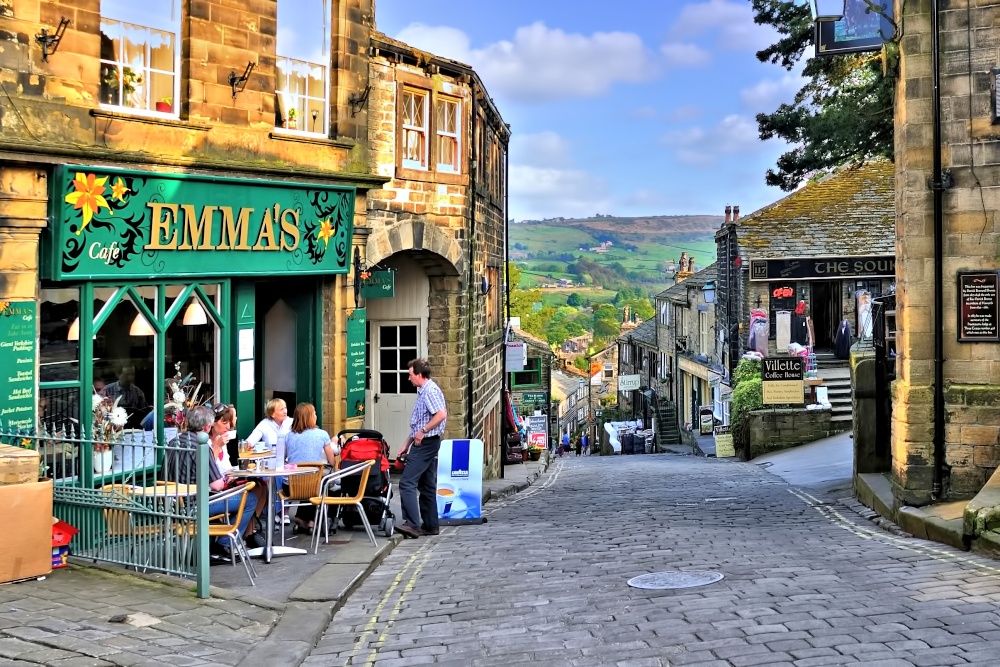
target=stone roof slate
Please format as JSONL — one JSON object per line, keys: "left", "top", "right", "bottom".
{"left": 620, "top": 318, "right": 657, "bottom": 346}
{"left": 511, "top": 327, "right": 553, "bottom": 355}
{"left": 733, "top": 161, "right": 894, "bottom": 259}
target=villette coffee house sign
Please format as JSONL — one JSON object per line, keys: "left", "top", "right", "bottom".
{"left": 762, "top": 357, "right": 804, "bottom": 405}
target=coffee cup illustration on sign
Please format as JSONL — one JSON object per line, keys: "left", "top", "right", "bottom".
{"left": 437, "top": 483, "right": 456, "bottom": 516}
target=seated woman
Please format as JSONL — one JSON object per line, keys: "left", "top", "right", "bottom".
{"left": 210, "top": 404, "right": 268, "bottom": 547}
{"left": 283, "top": 402, "right": 340, "bottom": 533}
{"left": 243, "top": 398, "right": 292, "bottom": 449}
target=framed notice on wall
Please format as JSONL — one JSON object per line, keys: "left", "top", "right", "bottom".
{"left": 958, "top": 271, "right": 1000, "bottom": 342}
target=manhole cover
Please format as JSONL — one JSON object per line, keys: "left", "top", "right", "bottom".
{"left": 627, "top": 571, "right": 724, "bottom": 590}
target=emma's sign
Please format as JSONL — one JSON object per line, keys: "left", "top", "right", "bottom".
{"left": 46, "top": 166, "right": 355, "bottom": 280}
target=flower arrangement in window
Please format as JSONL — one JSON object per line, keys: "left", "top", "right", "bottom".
{"left": 92, "top": 393, "right": 128, "bottom": 448}
{"left": 163, "top": 361, "right": 205, "bottom": 428}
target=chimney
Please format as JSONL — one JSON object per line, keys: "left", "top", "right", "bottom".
{"left": 733, "top": 205, "right": 740, "bottom": 221}
{"left": 689, "top": 258, "right": 696, "bottom": 273}
{"left": 724, "top": 205, "right": 732, "bottom": 223}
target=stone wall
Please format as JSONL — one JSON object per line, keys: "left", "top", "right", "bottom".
{"left": 893, "top": 0, "right": 1000, "bottom": 504}
{"left": 747, "top": 408, "right": 838, "bottom": 459}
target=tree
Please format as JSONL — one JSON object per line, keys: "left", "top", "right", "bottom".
{"left": 752, "top": 0, "right": 894, "bottom": 190}
{"left": 508, "top": 262, "right": 542, "bottom": 319}
{"left": 566, "top": 292, "right": 581, "bottom": 307}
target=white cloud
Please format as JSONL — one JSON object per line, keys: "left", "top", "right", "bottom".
{"left": 509, "top": 165, "right": 612, "bottom": 221}
{"left": 669, "top": 0, "right": 776, "bottom": 52}
{"left": 667, "top": 104, "right": 702, "bottom": 121}
{"left": 660, "top": 42, "right": 712, "bottom": 68}
{"left": 394, "top": 22, "right": 658, "bottom": 103}
{"left": 510, "top": 131, "right": 574, "bottom": 169}
{"left": 661, "top": 115, "right": 764, "bottom": 166}
{"left": 740, "top": 73, "right": 802, "bottom": 112}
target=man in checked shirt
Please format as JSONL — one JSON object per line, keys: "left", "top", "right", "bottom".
{"left": 394, "top": 358, "right": 447, "bottom": 539}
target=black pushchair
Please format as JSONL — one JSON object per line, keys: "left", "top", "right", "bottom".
{"left": 334, "top": 429, "right": 395, "bottom": 538}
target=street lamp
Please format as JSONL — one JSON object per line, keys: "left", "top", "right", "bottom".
{"left": 808, "top": 0, "right": 845, "bottom": 22}
{"left": 703, "top": 281, "right": 716, "bottom": 304}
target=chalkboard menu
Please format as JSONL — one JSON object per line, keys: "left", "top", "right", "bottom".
{"left": 346, "top": 308, "right": 367, "bottom": 418}
{"left": 0, "top": 301, "right": 37, "bottom": 429}
{"left": 958, "top": 272, "right": 1000, "bottom": 342}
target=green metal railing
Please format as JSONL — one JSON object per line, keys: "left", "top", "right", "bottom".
{"left": 1, "top": 424, "right": 211, "bottom": 598}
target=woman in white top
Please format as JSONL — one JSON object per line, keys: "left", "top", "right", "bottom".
{"left": 244, "top": 398, "right": 293, "bottom": 448}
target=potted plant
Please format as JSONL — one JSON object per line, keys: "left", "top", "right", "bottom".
{"left": 286, "top": 107, "right": 298, "bottom": 129}
{"left": 155, "top": 96, "right": 172, "bottom": 113}
{"left": 526, "top": 445, "right": 543, "bottom": 461}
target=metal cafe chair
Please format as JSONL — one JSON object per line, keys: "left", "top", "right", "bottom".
{"left": 277, "top": 462, "right": 326, "bottom": 546}
{"left": 205, "top": 482, "right": 258, "bottom": 585}
{"left": 310, "top": 460, "right": 377, "bottom": 552}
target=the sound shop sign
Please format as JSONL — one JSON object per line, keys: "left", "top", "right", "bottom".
{"left": 762, "top": 357, "right": 804, "bottom": 405}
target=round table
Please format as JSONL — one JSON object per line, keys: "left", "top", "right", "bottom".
{"left": 228, "top": 466, "right": 316, "bottom": 563}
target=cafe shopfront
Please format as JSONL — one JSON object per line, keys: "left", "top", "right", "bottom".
{"left": 37, "top": 166, "right": 355, "bottom": 447}
{"left": 748, "top": 255, "right": 895, "bottom": 351}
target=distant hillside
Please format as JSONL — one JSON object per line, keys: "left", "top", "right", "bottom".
{"left": 510, "top": 215, "right": 722, "bottom": 291}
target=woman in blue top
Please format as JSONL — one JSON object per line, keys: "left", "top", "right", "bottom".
{"left": 284, "top": 402, "right": 340, "bottom": 531}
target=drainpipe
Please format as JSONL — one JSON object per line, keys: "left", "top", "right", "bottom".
{"left": 930, "top": 0, "right": 945, "bottom": 499}
{"left": 466, "top": 78, "right": 478, "bottom": 445}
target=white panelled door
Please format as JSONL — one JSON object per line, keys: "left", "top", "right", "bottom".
{"left": 373, "top": 322, "right": 419, "bottom": 456}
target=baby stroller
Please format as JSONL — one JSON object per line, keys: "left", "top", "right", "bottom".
{"left": 335, "top": 429, "right": 395, "bottom": 538}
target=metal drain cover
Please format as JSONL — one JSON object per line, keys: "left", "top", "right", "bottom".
{"left": 627, "top": 571, "right": 724, "bottom": 590}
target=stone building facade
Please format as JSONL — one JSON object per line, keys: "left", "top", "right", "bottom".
{"left": 365, "top": 32, "right": 509, "bottom": 477}
{"left": 893, "top": 0, "right": 1000, "bottom": 506}
{"left": 0, "top": 1, "right": 386, "bottom": 447}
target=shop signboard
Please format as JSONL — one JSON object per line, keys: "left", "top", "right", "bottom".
{"left": 958, "top": 271, "right": 1000, "bottom": 342}
{"left": 618, "top": 374, "right": 641, "bottom": 391}
{"left": 360, "top": 271, "right": 395, "bottom": 299}
{"left": 699, "top": 405, "right": 715, "bottom": 435}
{"left": 46, "top": 166, "right": 355, "bottom": 280}
{"left": 346, "top": 309, "right": 367, "bottom": 418}
{"left": 0, "top": 302, "right": 36, "bottom": 429}
{"left": 520, "top": 391, "right": 547, "bottom": 406}
{"left": 815, "top": 0, "right": 894, "bottom": 57}
{"left": 762, "top": 357, "right": 804, "bottom": 405}
{"left": 437, "top": 439, "right": 484, "bottom": 524}
{"left": 526, "top": 414, "right": 547, "bottom": 448}
{"left": 505, "top": 342, "right": 526, "bottom": 372}
{"left": 713, "top": 425, "right": 735, "bottom": 458}
{"left": 748, "top": 255, "right": 894, "bottom": 281}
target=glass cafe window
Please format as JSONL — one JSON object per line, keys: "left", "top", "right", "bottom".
{"left": 39, "top": 288, "right": 80, "bottom": 432}
{"left": 100, "top": 0, "right": 179, "bottom": 114}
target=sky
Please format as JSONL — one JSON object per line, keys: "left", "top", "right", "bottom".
{"left": 375, "top": 0, "right": 802, "bottom": 222}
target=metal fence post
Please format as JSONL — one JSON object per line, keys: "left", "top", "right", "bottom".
{"left": 195, "top": 431, "right": 210, "bottom": 599}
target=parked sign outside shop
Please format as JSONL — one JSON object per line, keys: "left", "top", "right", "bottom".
{"left": 437, "top": 439, "right": 484, "bottom": 524}
{"left": 526, "top": 414, "right": 547, "bottom": 448}
{"left": 699, "top": 405, "right": 714, "bottom": 435}
{"left": 0, "top": 302, "right": 36, "bottom": 429}
{"left": 713, "top": 425, "right": 735, "bottom": 458}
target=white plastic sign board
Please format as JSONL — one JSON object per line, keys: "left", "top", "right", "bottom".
{"left": 437, "top": 439, "right": 484, "bottom": 525}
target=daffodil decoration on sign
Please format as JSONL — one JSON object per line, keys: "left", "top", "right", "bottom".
{"left": 65, "top": 172, "right": 113, "bottom": 235}
{"left": 316, "top": 219, "right": 335, "bottom": 247}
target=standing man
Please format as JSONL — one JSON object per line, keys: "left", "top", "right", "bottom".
{"left": 395, "top": 358, "right": 447, "bottom": 539}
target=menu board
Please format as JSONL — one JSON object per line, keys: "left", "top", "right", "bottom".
{"left": 346, "top": 308, "right": 367, "bottom": 418}
{"left": 958, "top": 271, "right": 1000, "bottom": 342}
{"left": 0, "top": 301, "right": 37, "bottom": 429}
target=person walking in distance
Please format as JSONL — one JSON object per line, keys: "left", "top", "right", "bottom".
{"left": 395, "top": 358, "right": 447, "bottom": 539}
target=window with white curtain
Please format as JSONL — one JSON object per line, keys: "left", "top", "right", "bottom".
{"left": 276, "top": 0, "right": 330, "bottom": 134}
{"left": 100, "top": 0, "right": 179, "bottom": 114}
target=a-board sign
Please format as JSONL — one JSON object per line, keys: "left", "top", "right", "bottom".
{"left": 762, "top": 357, "right": 804, "bottom": 405}
{"left": 713, "top": 425, "right": 735, "bottom": 458}
{"left": 0, "top": 302, "right": 36, "bottom": 429}
{"left": 958, "top": 271, "right": 1000, "bottom": 342}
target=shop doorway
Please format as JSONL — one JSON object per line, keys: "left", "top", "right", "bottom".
{"left": 255, "top": 279, "right": 320, "bottom": 424}
{"left": 811, "top": 281, "right": 840, "bottom": 350}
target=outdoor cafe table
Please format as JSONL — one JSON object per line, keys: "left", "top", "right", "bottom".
{"left": 228, "top": 465, "right": 314, "bottom": 563}
{"left": 129, "top": 483, "right": 198, "bottom": 572}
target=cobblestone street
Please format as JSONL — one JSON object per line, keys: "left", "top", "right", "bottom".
{"left": 309, "top": 454, "right": 1000, "bottom": 667}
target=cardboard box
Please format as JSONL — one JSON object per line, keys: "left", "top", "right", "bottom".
{"left": 0, "top": 444, "right": 40, "bottom": 486}
{"left": 0, "top": 478, "right": 53, "bottom": 583}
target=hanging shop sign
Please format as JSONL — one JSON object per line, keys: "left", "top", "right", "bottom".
{"left": 618, "top": 374, "right": 641, "bottom": 391}
{"left": 360, "top": 270, "right": 395, "bottom": 299}
{"left": 762, "top": 357, "right": 804, "bottom": 405}
{"left": 0, "top": 302, "right": 36, "bottom": 429}
{"left": 346, "top": 309, "right": 367, "bottom": 418}
{"left": 958, "top": 271, "right": 1000, "bottom": 342}
{"left": 815, "top": 0, "right": 894, "bottom": 57}
{"left": 46, "top": 166, "right": 355, "bottom": 280}
{"left": 520, "top": 391, "right": 547, "bottom": 406}
{"left": 749, "top": 255, "right": 894, "bottom": 281}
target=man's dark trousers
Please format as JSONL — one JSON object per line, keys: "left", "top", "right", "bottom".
{"left": 399, "top": 435, "right": 441, "bottom": 531}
